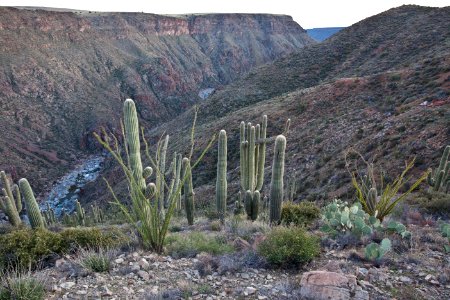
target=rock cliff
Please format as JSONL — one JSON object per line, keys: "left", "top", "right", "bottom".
{"left": 0, "top": 7, "right": 314, "bottom": 193}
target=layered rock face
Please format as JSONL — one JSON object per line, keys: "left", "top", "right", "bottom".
{"left": 0, "top": 7, "right": 314, "bottom": 193}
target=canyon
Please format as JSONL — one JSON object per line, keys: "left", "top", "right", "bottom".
{"left": 0, "top": 7, "right": 314, "bottom": 194}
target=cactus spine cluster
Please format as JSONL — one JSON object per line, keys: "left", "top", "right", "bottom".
{"left": 183, "top": 157, "right": 194, "bottom": 225}
{"left": 216, "top": 130, "right": 227, "bottom": 223}
{"left": 19, "top": 178, "right": 45, "bottom": 229}
{"left": 428, "top": 145, "right": 450, "bottom": 193}
{"left": 269, "top": 135, "right": 286, "bottom": 224}
{"left": 0, "top": 171, "right": 22, "bottom": 226}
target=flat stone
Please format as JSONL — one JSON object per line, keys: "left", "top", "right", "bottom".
{"left": 115, "top": 258, "right": 124, "bottom": 264}
{"left": 300, "top": 271, "right": 368, "bottom": 300}
{"left": 60, "top": 282, "right": 76, "bottom": 289}
{"left": 244, "top": 286, "right": 257, "bottom": 295}
{"left": 138, "top": 258, "right": 150, "bottom": 269}
{"left": 137, "top": 270, "right": 150, "bottom": 281}
{"left": 399, "top": 276, "right": 412, "bottom": 283}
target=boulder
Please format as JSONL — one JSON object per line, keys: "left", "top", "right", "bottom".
{"left": 300, "top": 271, "right": 368, "bottom": 300}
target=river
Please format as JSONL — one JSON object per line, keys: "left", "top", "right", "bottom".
{"left": 41, "top": 155, "right": 105, "bottom": 217}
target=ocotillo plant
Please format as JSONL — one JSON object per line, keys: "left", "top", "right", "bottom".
{"left": 19, "top": 178, "right": 45, "bottom": 229}
{"left": 183, "top": 157, "right": 195, "bottom": 225}
{"left": 428, "top": 145, "right": 449, "bottom": 193}
{"left": 216, "top": 130, "right": 227, "bottom": 223}
{"left": 269, "top": 135, "right": 286, "bottom": 224}
{"left": 95, "top": 99, "right": 215, "bottom": 253}
{"left": 0, "top": 171, "right": 22, "bottom": 226}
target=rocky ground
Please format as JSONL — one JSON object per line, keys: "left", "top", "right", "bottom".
{"left": 34, "top": 220, "right": 449, "bottom": 300}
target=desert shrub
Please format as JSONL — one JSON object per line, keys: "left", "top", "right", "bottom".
{"left": 281, "top": 201, "right": 321, "bottom": 227}
{"left": 210, "top": 220, "right": 222, "bottom": 231}
{"left": 59, "top": 227, "right": 128, "bottom": 251}
{"left": 257, "top": 227, "right": 320, "bottom": 268}
{"left": 78, "top": 248, "right": 114, "bottom": 273}
{"left": 0, "top": 227, "right": 129, "bottom": 269}
{"left": 226, "top": 216, "right": 270, "bottom": 241}
{"left": 0, "top": 270, "right": 45, "bottom": 300}
{"left": 408, "top": 191, "right": 450, "bottom": 215}
{"left": 0, "top": 228, "right": 64, "bottom": 269}
{"left": 165, "top": 232, "right": 233, "bottom": 258}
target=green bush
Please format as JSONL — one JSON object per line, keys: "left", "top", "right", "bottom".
{"left": 59, "top": 227, "right": 128, "bottom": 251}
{"left": 408, "top": 191, "right": 450, "bottom": 215}
{"left": 165, "top": 232, "right": 233, "bottom": 258}
{"left": 0, "top": 271, "right": 45, "bottom": 300}
{"left": 281, "top": 201, "right": 321, "bottom": 226}
{"left": 257, "top": 226, "right": 320, "bottom": 267}
{"left": 0, "top": 227, "right": 129, "bottom": 269}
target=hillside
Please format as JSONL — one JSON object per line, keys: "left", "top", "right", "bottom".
{"left": 95, "top": 5, "right": 450, "bottom": 205}
{"left": 306, "top": 27, "right": 344, "bottom": 41}
{"left": 0, "top": 7, "right": 314, "bottom": 193}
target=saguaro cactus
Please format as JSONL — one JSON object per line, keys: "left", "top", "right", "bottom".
{"left": 123, "top": 99, "right": 146, "bottom": 190}
{"left": 234, "top": 191, "right": 244, "bottom": 215}
{"left": 269, "top": 135, "right": 286, "bottom": 224}
{"left": 428, "top": 145, "right": 449, "bottom": 192}
{"left": 13, "top": 184, "right": 22, "bottom": 213}
{"left": 160, "top": 135, "right": 170, "bottom": 209}
{"left": 216, "top": 130, "right": 227, "bottom": 223}
{"left": 239, "top": 116, "right": 268, "bottom": 220}
{"left": 19, "top": 178, "right": 45, "bottom": 229}
{"left": 183, "top": 157, "right": 194, "bottom": 225}
{"left": 76, "top": 200, "right": 86, "bottom": 226}
{"left": 0, "top": 171, "right": 22, "bottom": 226}
{"left": 175, "top": 153, "right": 183, "bottom": 211}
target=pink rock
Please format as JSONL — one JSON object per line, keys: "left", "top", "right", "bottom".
{"left": 300, "top": 271, "right": 368, "bottom": 300}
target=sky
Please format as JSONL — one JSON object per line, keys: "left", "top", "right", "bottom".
{"left": 0, "top": 0, "right": 448, "bottom": 28}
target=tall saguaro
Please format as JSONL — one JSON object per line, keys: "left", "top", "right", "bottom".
{"left": 216, "top": 130, "right": 227, "bottom": 223}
